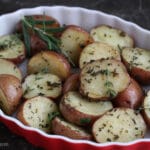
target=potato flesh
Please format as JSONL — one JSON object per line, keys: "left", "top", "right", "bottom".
{"left": 122, "top": 47, "right": 150, "bottom": 71}
{"left": 79, "top": 42, "right": 121, "bottom": 68}
{"left": 22, "top": 73, "right": 62, "bottom": 99}
{"left": 90, "top": 25, "right": 133, "bottom": 51}
{"left": 60, "top": 27, "right": 91, "bottom": 65}
{"left": 0, "top": 34, "right": 24, "bottom": 58}
{"left": 93, "top": 108, "right": 146, "bottom": 143}
{"left": 64, "top": 91, "right": 113, "bottom": 115}
{"left": 80, "top": 59, "right": 130, "bottom": 100}
{"left": 23, "top": 96, "right": 58, "bottom": 132}
{"left": 0, "top": 59, "right": 22, "bottom": 80}
{"left": 144, "top": 91, "right": 150, "bottom": 119}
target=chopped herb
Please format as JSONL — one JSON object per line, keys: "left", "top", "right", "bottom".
{"left": 106, "top": 88, "right": 117, "bottom": 98}
{"left": 80, "top": 118, "right": 91, "bottom": 125}
{"left": 48, "top": 111, "right": 60, "bottom": 121}
{"left": 47, "top": 81, "right": 61, "bottom": 87}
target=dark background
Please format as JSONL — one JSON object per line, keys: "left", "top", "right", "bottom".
{"left": 0, "top": 0, "right": 150, "bottom": 149}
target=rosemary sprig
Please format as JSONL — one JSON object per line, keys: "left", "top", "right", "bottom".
{"left": 21, "top": 16, "right": 75, "bottom": 66}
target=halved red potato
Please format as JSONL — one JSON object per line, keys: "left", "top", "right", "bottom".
{"left": 112, "top": 78, "right": 144, "bottom": 109}
{"left": 142, "top": 90, "right": 150, "bottom": 126}
{"left": 63, "top": 73, "right": 79, "bottom": 94}
{"left": 52, "top": 117, "right": 92, "bottom": 140}
{"left": 0, "top": 34, "right": 25, "bottom": 64}
{"left": 90, "top": 25, "right": 134, "bottom": 51}
{"left": 60, "top": 25, "right": 93, "bottom": 66}
{"left": 30, "top": 34, "right": 48, "bottom": 56}
{"left": 79, "top": 42, "right": 121, "bottom": 68}
{"left": 16, "top": 15, "right": 60, "bottom": 33}
{"left": 59, "top": 91, "right": 113, "bottom": 126}
{"left": 92, "top": 108, "right": 146, "bottom": 143}
{"left": 80, "top": 59, "right": 130, "bottom": 101}
{"left": 22, "top": 73, "right": 62, "bottom": 99}
{"left": 122, "top": 47, "right": 150, "bottom": 85}
{"left": 27, "top": 51, "right": 71, "bottom": 81}
{"left": 0, "top": 59, "right": 22, "bottom": 81}
{"left": 0, "top": 74, "right": 22, "bottom": 115}
{"left": 17, "top": 96, "right": 58, "bottom": 133}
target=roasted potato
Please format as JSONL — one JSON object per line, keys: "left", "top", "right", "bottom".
{"left": 90, "top": 25, "right": 134, "bottom": 51}
{"left": 16, "top": 15, "right": 60, "bottom": 33}
{"left": 0, "top": 59, "right": 22, "bottom": 81}
{"left": 59, "top": 91, "right": 113, "bottom": 126}
{"left": 62, "top": 73, "right": 79, "bottom": 94}
{"left": 0, "top": 34, "right": 25, "bottom": 64}
{"left": 122, "top": 47, "right": 150, "bottom": 85}
{"left": 142, "top": 90, "right": 150, "bottom": 126}
{"left": 60, "top": 25, "right": 93, "bottom": 66}
{"left": 80, "top": 59, "right": 130, "bottom": 101}
{"left": 30, "top": 34, "right": 48, "bottom": 56}
{"left": 79, "top": 42, "right": 121, "bottom": 68}
{"left": 113, "top": 78, "right": 144, "bottom": 109}
{"left": 17, "top": 96, "right": 58, "bottom": 133}
{"left": 22, "top": 73, "right": 62, "bottom": 99}
{"left": 27, "top": 51, "right": 71, "bottom": 81}
{"left": 92, "top": 108, "right": 146, "bottom": 143}
{"left": 0, "top": 74, "right": 22, "bottom": 115}
{"left": 52, "top": 117, "right": 92, "bottom": 140}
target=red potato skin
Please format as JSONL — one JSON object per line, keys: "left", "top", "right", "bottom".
{"left": 51, "top": 117, "right": 92, "bottom": 140}
{"left": 59, "top": 95, "right": 103, "bottom": 126}
{"left": 63, "top": 73, "right": 80, "bottom": 94}
{"left": 112, "top": 78, "right": 144, "bottom": 109}
{"left": 122, "top": 58, "right": 150, "bottom": 85}
{"left": 0, "top": 74, "right": 23, "bottom": 115}
{"left": 30, "top": 34, "right": 48, "bottom": 56}
{"left": 142, "top": 109, "right": 150, "bottom": 127}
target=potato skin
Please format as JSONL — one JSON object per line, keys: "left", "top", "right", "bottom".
{"left": 0, "top": 74, "right": 23, "bottom": 115}
{"left": 59, "top": 92, "right": 113, "bottom": 126}
{"left": 30, "top": 34, "right": 48, "bottom": 56}
{"left": 27, "top": 51, "right": 71, "bottom": 81}
{"left": 63, "top": 73, "right": 79, "bottom": 94}
{"left": 59, "top": 97, "right": 96, "bottom": 126}
{"left": 112, "top": 78, "right": 144, "bottom": 109}
{"left": 52, "top": 117, "right": 92, "bottom": 140}
{"left": 123, "top": 59, "right": 150, "bottom": 85}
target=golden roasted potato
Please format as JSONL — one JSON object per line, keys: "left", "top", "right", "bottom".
{"left": 17, "top": 96, "right": 58, "bottom": 133}
{"left": 60, "top": 25, "right": 93, "bottom": 66}
{"left": 80, "top": 59, "right": 130, "bottom": 101}
{"left": 0, "top": 74, "right": 22, "bottom": 115}
{"left": 112, "top": 78, "right": 144, "bottom": 109}
{"left": 92, "top": 108, "right": 146, "bottom": 143}
{"left": 59, "top": 91, "right": 113, "bottom": 126}
{"left": 22, "top": 73, "right": 62, "bottom": 99}
{"left": 0, "top": 34, "right": 25, "bottom": 64}
{"left": 79, "top": 42, "right": 121, "bottom": 68}
{"left": 0, "top": 59, "right": 22, "bottom": 81}
{"left": 122, "top": 47, "right": 150, "bottom": 85}
{"left": 90, "top": 25, "right": 134, "bottom": 52}
{"left": 62, "top": 73, "right": 79, "bottom": 94}
{"left": 142, "top": 90, "right": 150, "bottom": 126}
{"left": 52, "top": 117, "right": 92, "bottom": 140}
{"left": 27, "top": 51, "right": 71, "bottom": 81}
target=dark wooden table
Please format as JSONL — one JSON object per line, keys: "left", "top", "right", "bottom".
{"left": 0, "top": 0, "right": 150, "bottom": 149}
